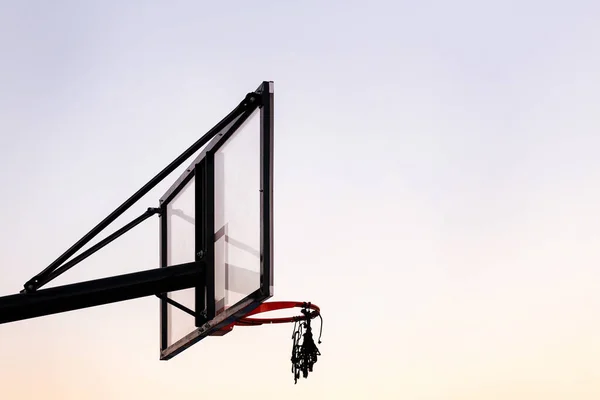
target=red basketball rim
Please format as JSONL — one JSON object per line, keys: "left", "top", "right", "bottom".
{"left": 234, "top": 301, "right": 320, "bottom": 326}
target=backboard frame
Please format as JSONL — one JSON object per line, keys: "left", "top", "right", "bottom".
{"left": 159, "top": 81, "right": 274, "bottom": 360}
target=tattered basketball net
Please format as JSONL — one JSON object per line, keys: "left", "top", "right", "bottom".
{"left": 221, "top": 301, "right": 323, "bottom": 384}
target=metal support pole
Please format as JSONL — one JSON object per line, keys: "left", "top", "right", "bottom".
{"left": 2, "top": 262, "right": 200, "bottom": 324}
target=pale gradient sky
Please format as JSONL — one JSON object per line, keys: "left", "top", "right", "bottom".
{"left": 1, "top": 1, "right": 600, "bottom": 399}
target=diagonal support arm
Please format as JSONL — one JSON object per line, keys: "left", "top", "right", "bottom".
{"left": 22, "top": 207, "right": 161, "bottom": 293}
{"left": 24, "top": 92, "right": 260, "bottom": 293}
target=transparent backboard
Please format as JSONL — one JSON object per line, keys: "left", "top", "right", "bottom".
{"left": 214, "top": 111, "right": 261, "bottom": 314}
{"left": 159, "top": 82, "right": 274, "bottom": 360}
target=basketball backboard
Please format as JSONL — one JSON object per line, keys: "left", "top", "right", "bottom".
{"left": 159, "top": 81, "right": 274, "bottom": 360}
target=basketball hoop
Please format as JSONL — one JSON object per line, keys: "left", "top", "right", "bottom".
{"left": 220, "top": 301, "right": 323, "bottom": 384}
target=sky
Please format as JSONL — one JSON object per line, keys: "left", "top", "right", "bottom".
{"left": 1, "top": 0, "right": 600, "bottom": 398}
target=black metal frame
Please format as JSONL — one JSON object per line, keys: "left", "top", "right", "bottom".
{"left": 0, "top": 83, "right": 272, "bottom": 362}
{"left": 196, "top": 157, "right": 211, "bottom": 324}
{"left": 159, "top": 81, "right": 274, "bottom": 360}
